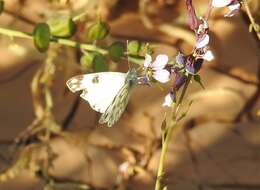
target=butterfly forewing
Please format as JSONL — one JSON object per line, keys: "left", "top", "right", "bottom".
{"left": 66, "top": 72, "right": 126, "bottom": 113}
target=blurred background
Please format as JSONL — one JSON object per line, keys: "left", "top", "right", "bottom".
{"left": 0, "top": 0, "right": 259, "bottom": 190}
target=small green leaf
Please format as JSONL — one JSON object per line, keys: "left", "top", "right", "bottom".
{"left": 0, "top": 0, "right": 4, "bottom": 15}
{"left": 93, "top": 53, "right": 108, "bottom": 72}
{"left": 80, "top": 52, "right": 95, "bottom": 70}
{"left": 194, "top": 74, "right": 205, "bottom": 89}
{"left": 127, "top": 40, "right": 140, "bottom": 55}
{"left": 87, "top": 21, "right": 109, "bottom": 42}
{"left": 48, "top": 16, "right": 76, "bottom": 38}
{"left": 139, "top": 43, "right": 153, "bottom": 55}
{"left": 109, "top": 41, "right": 124, "bottom": 61}
{"left": 33, "top": 23, "right": 50, "bottom": 52}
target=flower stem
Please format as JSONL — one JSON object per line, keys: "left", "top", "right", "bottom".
{"left": 154, "top": 75, "right": 191, "bottom": 190}
{"left": 0, "top": 27, "right": 108, "bottom": 54}
{"left": 243, "top": 0, "right": 260, "bottom": 40}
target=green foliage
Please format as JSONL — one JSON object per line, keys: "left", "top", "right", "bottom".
{"left": 108, "top": 41, "right": 124, "bottom": 61}
{"left": 80, "top": 52, "right": 95, "bottom": 70}
{"left": 47, "top": 15, "right": 76, "bottom": 38}
{"left": 0, "top": 0, "right": 4, "bottom": 15}
{"left": 139, "top": 43, "right": 153, "bottom": 56}
{"left": 127, "top": 40, "right": 141, "bottom": 55}
{"left": 87, "top": 21, "right": 109, "bottom": 42}
{"left": 93, "top": 53, "right": 108, "bottom": 72}
{"left": 193, "top": 74, "right": 205, "bottom": 89}
{"left": 33, "top": 23, "right": 50, "bottom": 52}
{"left": 80, "top": 52, "right": 108, "bottom": 72}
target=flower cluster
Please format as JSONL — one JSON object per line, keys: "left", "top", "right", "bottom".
{"left": 162, "top": 1, "right": 214, "bottom": 107}
{"left": 141, "top": 0, "right": 243, "bottom": 107}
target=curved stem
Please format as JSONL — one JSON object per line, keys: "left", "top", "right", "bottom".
{"left": 244, "top": 0, "right": 260, "bottom": 40}
{"left": 0, "top": 27, "right": 108, "bottom": 54}
{"left": 155, "top": 75, "right": 192, "bottom": 190}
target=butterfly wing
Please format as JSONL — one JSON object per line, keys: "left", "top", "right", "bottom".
{"left": 66, "top": 72, "right": 126, "bottom": 113}
{"left": 99, "top": 82, "right": 133, "bottom": 127}
{"left": 99, "top": 69, "right": 138, "bottom": 127}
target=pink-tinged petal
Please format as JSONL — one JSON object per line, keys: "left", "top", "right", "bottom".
{"left": 153, "top": 69, "right": 170, "bottom": 83}
{"left": 176, "top": 52, "right": 186, "bottom": 65}
{"left": 229, "top": 1, "right": 240, "bottom": 11}
{"left": 162, "top": 92, "right": 175, "bottom": 107}
{"left": 195, "top": 34, "right": 210, "bottom": 49}
{"left": 203, "top": 50, "right": 214, "bottom": 61}
{"left": 197, "top": 18, "right": 209, "bottom": 34}
{"left": 212, "top": 0, "right": 232, "bottom": 7}
{"left": 152, "top": 54, "right": 169, "bottom": 70}
{"left": 144, "top": 54, "right": 152, "bottom": 68}
{"left": 186, "top": 0, "right": 200, "bottom": 30}
{"left": 224, "top": 2, "right": 240, "bottom": 17}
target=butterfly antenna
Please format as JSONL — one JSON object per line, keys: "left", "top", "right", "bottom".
{"left": 126, "top": 40, "right": 131, "bottom": 69}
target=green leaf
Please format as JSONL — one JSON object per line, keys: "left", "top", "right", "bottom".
{"left": 127, "top": 40, "right": 140, "bottom": 55}
{"left": 194, "top": 74, "right": 205, "bottom": 89}
{"left": 87, "top": 21, "right": 109, "bottom": 42}
{"left": 93, "top": 53, "right": 108, "bottom": 72}
{"left": 108, "top": 41, "right": 124, "bottom": 61}
{"left": 33, "top": 23, "right": 50, "bottom": 52}
{"left": 80, "top": 52, "right": 95, "bottom": 70}
{"left": 0, "top": 1, "right": 4, "bottom": 15}
{"left": 139, "top": 43, "right": 153, "bottom": 55}
{"left": 47, "top": 15, "right": 76, "bottom": 38}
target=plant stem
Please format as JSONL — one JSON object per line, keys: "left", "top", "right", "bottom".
{"left": 0, "top": 27, "right": 32, "bottom": 39}
{"left": 154, "top": 121, "right": 176, "bottom": 190}
{"left": 243, "top": 0, "right": 260, "bottom": 40}
{"left": 0, "top": 27, "right": 108, "bottom": 54}
{"left": 155, "top": 75, "right": 191, "bottom": 190}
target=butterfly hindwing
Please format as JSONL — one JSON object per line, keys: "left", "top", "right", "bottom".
{"left": 99, "top": 82, "right": 132, "bottom": 127}
{"left": 99, "top": 69, "right": 138, "bottom": 127}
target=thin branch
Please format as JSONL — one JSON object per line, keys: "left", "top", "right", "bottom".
{"left": 0, "top": 27, "right": 108, "bottom": 55}
{"left": 244, "top": 0, "right": 260, "bottom": 40}
{"left": 154, "top": 75, "right": 192, "bottom": 190}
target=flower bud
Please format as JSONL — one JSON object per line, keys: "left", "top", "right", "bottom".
{"left": 33, "top": 23, "right": 50, "bottom": 52}
{"left": 87, "top": 21, "right": 109, "bottom": 42}
{"left": 47, "top": 16, "right": 76, "bottom": 38}
{"left": 127, "top": 40, "right": 141, "bottom": 55}
{"left": 93, "top": 53, "right": 108, "bottom": 72}
{"left": 80, "top": 52, "right": 95, "bottom": 70}
{"left": 109, "top": 42, "right": 124, "bottom": 61}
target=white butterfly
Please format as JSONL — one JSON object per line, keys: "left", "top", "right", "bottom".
{"left": 66, "top": 69, "right": 138, "bottom": 127}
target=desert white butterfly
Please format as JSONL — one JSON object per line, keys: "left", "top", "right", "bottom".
{"left": 66, "top": 69, "right": 138, "bottom": 127}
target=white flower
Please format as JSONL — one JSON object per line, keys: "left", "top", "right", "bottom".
{"left": 212, "top": 0, "right": 241, "bottom": 17}
{"left": 195, "top": 34, "right": 210, "bottom": 49}
{"left": 162, "top": 92, "right": 175, "bottom": 107}
{"left": 203, "top": 50, "right": 214, "bottom": 61}
{"left": 144, "top": 54, "right": 170, "bottom": 83}
{"left": 212, "top": 0, "right": 232, "bottom": 7}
